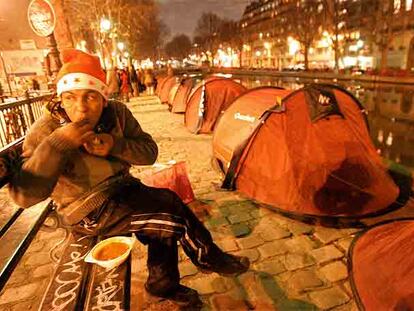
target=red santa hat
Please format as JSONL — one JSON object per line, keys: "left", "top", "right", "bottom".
{"left": 56, "top": 49, "right": 108, "bottom": 99}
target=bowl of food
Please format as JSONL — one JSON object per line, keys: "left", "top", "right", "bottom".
{"left": 84, "top": 236, "right": 136, "bottom": 270}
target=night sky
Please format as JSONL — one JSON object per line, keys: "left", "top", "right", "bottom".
{"left": 157, "top": 0, "right": 248, "bottom": 39}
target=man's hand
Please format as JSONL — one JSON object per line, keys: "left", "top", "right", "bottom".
{"left": 54, "top": 120, "right": 95, "bottom": 148}
{"left": 83, "top": 133, "right": 114, "bottom": 157}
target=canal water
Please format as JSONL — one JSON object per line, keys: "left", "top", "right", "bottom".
{"left": 229, "top": 75, "right": 414, "bottom": 171}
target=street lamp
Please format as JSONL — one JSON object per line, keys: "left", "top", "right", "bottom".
{"left": 100, "top": 18, "right": 111, "bottom": 32}
{"left": 117, "top": 42, "right": 125, "bottom": 51}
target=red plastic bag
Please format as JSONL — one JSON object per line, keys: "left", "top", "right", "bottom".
{"left": 140, "top": 161, "right": 195, "bottom": 204}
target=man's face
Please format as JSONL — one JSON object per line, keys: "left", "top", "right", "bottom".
{"left": 61, "top": 89, "right": 105, "bottom": 127}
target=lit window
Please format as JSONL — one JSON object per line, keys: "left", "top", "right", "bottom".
{"left": 394, "top": 0, "right": 401, "bottom": 13}
{"left": 406, "top": 0, "right": 412, "bottom": 10}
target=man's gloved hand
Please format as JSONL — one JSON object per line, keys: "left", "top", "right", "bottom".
{"left": 54, "top": 120, "right": 95, "bottom": 149}
{"left": 83, "top": 133, "right": 114, "bottom": 157}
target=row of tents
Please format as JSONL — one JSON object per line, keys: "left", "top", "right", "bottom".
{"left": 155, "top": 73, "right": 414, "bottom": 310}
{"left": 156, "top": 74, "right": 410, "bottom": 220}
{"left": 156, "top": 75, "right": 247, "bottom": 134}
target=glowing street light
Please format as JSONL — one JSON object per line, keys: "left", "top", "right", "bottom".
{"left": 117, "top": 42, "right": 125, "bottom": 51}
{"left": 288, "top": 36, "right": 300, "bottom": 55}
{"left": 100, "top": 18, "right": 111, "bottom": 32}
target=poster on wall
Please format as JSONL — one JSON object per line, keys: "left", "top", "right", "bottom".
{"left": 1, "top": 50, "right": 45, "bottom": 76}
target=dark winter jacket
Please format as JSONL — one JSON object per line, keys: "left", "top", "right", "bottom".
{"left": 9, "top": 100, "right": 158, "bottom": 224}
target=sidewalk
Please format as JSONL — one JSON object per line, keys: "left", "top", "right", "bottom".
{"left": 1, "top": 95, "right": 413, "bottom": 311}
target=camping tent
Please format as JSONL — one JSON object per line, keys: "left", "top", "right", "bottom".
{"left": 167, "top": 82, "right": 181, "bottom": 109}
{"left": 214, "top": 84, "right": 407, "bottom": 219}
{"left": 349, "top": 218, "right": 414, "bottom": 310}
{"left": 213, "top": 86, "right": 292, "bottom": 173}
{"left": 155, "top": 75, "right": 168, "bottom": 96}
{"left": 184, "top": 78, "right": 247, "bottom": 134}
{"left": 158, "top": 76, "right": 178, "bottom": 104}
{"left": 170, "top": 77, "right": 197, "bottom": 113}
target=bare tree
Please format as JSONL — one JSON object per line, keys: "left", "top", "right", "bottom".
{"left": 165, "top": 34, "right": 192, "bottom": 60}
{"left": 288, "top": 0, "right": 326, "bottom": 70}
{"left": 51, "top": 0, "right": 74, "bottom": 49}
{"left": 219, "top": 19, "right": 243, "bottom": 67}
{"left": 63, "top": 0, "right": 168, "bottom": 60}
{"left": 324, "top": 0, "right": 341, "bottom": 72}
{"left": 372, "top": 0, "right": 399, "bottom": 70}
{"left": 194, "top": 12, "right": 223, "bottom": 61}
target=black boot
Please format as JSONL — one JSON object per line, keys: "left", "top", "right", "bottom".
{"left": 145, "top": 238, "right": 202, "bottom": 308}
{"left": 145, "top": 284, "right": 203, "bottom": 309}
{"left": 198, "top": 244, "right": 250, "bottom": 277}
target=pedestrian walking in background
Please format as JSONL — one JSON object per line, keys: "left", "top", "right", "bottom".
{"left": 129, "top": 65, "right": 139, "bottom": 97}
{"left": 106, "top": 65, "right": 120, "bottom": 100}
{"left": 32, "top": 78, "right": 40, "bottom": 91}
{"left": 144, "top": 69, "right": 155, "bottom": 96}
{"left": 137, "top": 68, "right": 146, "bottom": 94}
{"left": 120, "top": 68, "right": 131, "bottom": 102}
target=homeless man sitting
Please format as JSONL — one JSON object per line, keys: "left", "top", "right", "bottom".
{"left": 8, "top": 49, "right": 249, "bottom": 308}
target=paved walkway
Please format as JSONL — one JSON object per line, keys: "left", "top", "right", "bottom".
{"left": 1, "top": 95, "right": 414, "bottom": 311}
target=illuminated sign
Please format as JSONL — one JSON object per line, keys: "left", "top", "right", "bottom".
{"left": 27, "top": 0, "right": 56, "bottom": 37}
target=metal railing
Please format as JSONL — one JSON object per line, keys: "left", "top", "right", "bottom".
{"left": 0, "top": 94, "right": 52, "bottom": 148}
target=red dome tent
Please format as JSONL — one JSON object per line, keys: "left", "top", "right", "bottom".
{"left": 167, "top": 82, "right": 180, "bottom": 108}
{"left": 184, "top": 78, "right": 247, "bottom": 134}
{"left": 155, "top": 75, "right": 168, "bottom": 96}
{"left": 170, "top": 77, "right": 197, "bottom": 113}
{"left": 349, "top": 218, "right": 414, "bottom": 310}
{"left": 158, "top": 76, "right": 177, "bottom": 104}
{"left": 213, "top": 87, "right": 292, "bottom": 173}
{"left": 214, "top": 84, "right": 408, "bottom": 219}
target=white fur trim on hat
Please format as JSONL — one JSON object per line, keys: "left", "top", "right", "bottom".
{"left": 57, "top": 73, "right": 108, "bottom": 99}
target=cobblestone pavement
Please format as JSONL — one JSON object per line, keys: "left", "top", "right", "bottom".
{"left": 1, "top": 95, "right": 414, "bottom": 311}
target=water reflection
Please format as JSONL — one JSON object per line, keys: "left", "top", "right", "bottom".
{"left": 234, "top": 75, "right": 414, "bottom": 170}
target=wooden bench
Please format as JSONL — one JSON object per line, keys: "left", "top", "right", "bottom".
{"left": 0, "top": 139, "right": 132, "bottom": 310}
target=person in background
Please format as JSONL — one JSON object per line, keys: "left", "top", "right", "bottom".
{"left": 32, "top": 78, "right": 40, "bottom": 91}
{"left": 120, "top": 68, "right": 131, "bottom": 102}
{"left": 144, "top": 69, "right": 155, "bottom": 96}
{"left": 137, "top": 67, "right": 146, "bottom": 94}
{"left": 129, "top": 64, "right": 139, "bottom": 97}
{"left": 9, "top": 49, "right": 250, "bottom": 309}
{"left": 106, "top": 65, "right": 120, "bottom": 100}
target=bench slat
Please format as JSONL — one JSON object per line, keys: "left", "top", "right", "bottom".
{"left": 0, "top": 208, "right": 22, "bottom": 238}
{"left": 84, "top": 257, "right": 131, "bottom": 310}
{"left": 0, "top": 200, "right": 52, "bottom": 291}
{"left": 39, "top": 232, "right": 96, "bottom": 311}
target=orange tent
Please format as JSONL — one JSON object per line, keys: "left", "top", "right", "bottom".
{"left": 155, "top": 75, "right": 168, "bottom": 96}
{"left": 167, "top": 82, "right": 180, "bottom": 109}
{"left": 214, "top": 84, "right": 407, "bottom": 219}
{"left": 213, "top": 86, "right": 292, "bottom": 173}
{"left": 349, "top": 218, "right": 414, "bottom": 310}
{"left": 170, "top": 77, "right": 197, "bottom": 113}
{"left": 158, "top": 76, "right": 178, "bottom": 104}
{"left": 184, "top": 78, "right": 247, "bottom": 134}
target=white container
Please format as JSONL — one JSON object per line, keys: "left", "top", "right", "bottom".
{"left": 84, "top": 236, "right": 136, "bottom": 270}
